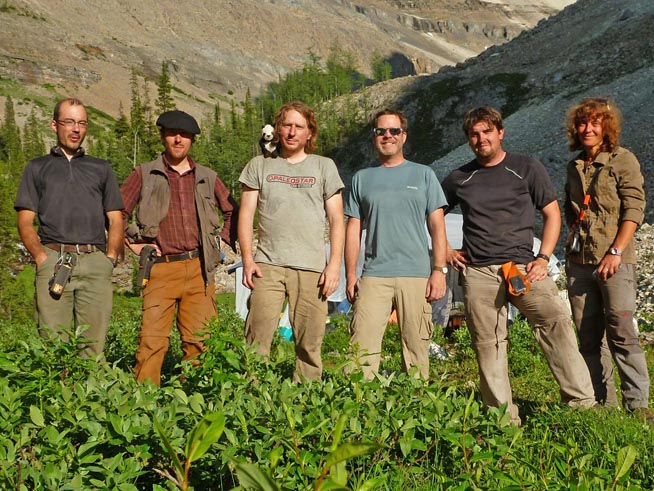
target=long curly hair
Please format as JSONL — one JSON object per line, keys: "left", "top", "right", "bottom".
{"left": 273, "top": 101, "right": 318, "bottom": 154}
{"left": 565, "top": 97, "right": 622, "bottom": 153}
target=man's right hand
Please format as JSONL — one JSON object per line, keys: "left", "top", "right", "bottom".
{"left": 242, "top": 259, "right": 262, "bottom": 290}
{"left": 128, "top": 242, "right": 161, "bottom": 256}
{"left": 34, "top": 252, "right": 48, "bottom": 267}
{"left": 346, "top": 275, "right": 358, "bottom": 303}
{"left": 447, "top": 247, "right": 469, "bottom": 271}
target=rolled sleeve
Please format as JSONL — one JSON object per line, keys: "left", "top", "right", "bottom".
{"left": 616, "top": 152, "right": 645, "bottom": 225}
{"left": 214, "top": 176, "right": 239, "bottom": 252}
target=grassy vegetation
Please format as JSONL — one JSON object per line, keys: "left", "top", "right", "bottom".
{"left": 0, "top": 272, "right": 653, "bottom": 490}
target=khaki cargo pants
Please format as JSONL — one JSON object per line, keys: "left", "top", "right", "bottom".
{"left": 462, "top": 264, "right": 595, "bottom": 425}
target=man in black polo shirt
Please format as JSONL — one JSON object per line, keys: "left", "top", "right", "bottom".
{"left": 15, "top": 98, "right": 124, "bottom": 358}
{"left": 440, "top": 106, "right": 595, "bottom": 425}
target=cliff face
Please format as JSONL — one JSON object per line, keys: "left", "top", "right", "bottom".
{"left": 328, "top": 0, "right": 653, "bottom": 220}
{"left": 0, "top": 0, "right": 570, "bottom": 120}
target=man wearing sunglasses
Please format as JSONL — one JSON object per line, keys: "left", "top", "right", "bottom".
{"left": 345, "top": 109, "right": 448, "bottom": 379}
{"left": 15, "top": 98, "right": 124, "bottom": 358}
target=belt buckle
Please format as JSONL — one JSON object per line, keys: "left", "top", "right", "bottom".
{"left": 75, "top": 244, "right": 93, "bottom": 254}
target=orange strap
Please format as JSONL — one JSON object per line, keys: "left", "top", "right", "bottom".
{"left": 577, "top": 194, "right": 591, "bottom": 224}
{"left": 500, "top": 261, "right": 531, "bottom": 296}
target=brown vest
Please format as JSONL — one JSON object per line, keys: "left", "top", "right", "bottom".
{"left": 126, "top": 156, "right": 223, "bottom": 280}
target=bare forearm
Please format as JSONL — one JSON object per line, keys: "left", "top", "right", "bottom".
{"left": 238, "top": 187, "right": 259, "bottom": 265}
{"left": 106, "top": 211, "right": 124, "bottom": 259}
{"left": 611, "top": 220, "right": 638, "bottom": 252}
{"left": 428, "top": 208, "right": 447, "bottom": 267}
{"left": 327, "top": 215, "right": 345, "bottom": 269}
{"left": 17, "top": 210, "right": 46, "bottom": 264}
{"left": 344, "top": 218, "right": 361, "bottom": 279}
{"left": 539, "top": 201, "right": 561, "bottom": 257}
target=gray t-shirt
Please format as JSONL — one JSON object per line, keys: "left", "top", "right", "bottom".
{"left": 239, "top": 154, "right": 344, "bottom": 273}
{"left": 440, "top": 152, "right": 557, "bottom": 266}
{"left": 345, "top": 160, "right": 447, "bottom": 278}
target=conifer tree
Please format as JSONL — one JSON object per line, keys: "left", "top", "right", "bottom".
{"left": 0, "top": 96, "right": 24, "bottom": 170}
{"left": 156, "top": 60, "right": 175, "bottom": 113}
{"left": 22, "top": 108, "right": 45, "bottom": 162}
{"left": 0, "top": 97, "right": 25, "bottom": 315}
{"left": 371, "top": 52, "right": 392, "bottom": 83}
{"left": 128, "top": 68, "right": 158, "bottom": 166}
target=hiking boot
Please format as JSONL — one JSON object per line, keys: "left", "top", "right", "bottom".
{"left": 633, "top": 407, "right": 654, "bottom": 425}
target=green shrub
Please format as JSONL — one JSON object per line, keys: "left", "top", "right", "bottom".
{"left": 0, "top": 296, "right": 652, "bottom": 490}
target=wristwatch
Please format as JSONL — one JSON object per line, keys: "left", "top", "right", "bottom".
{"left": 432, "top": 265, "right": 449, "bottom": 274}
{"left": 608, "top": 247, "right": 622, "bottom": 256}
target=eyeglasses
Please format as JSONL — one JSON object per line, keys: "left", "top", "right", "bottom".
{"left": 56, "top": 119, "right": 88, "bottom": 128}
{"left": 373, "top": 127, "right": 403, "bottom": 136}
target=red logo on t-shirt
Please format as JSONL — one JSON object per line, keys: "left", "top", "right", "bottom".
{"left": 266, "top": 174, "right": 316, "bottom": 188}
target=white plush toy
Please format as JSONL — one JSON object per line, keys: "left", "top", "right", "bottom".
{"left": 259, "top": 124, "right": 279, "bottom": 158}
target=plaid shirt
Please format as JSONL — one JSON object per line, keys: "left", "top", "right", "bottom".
{"left": 121, "top": 155, "right": 237, "bottom": 255}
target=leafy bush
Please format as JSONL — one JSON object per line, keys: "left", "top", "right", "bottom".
{"left": 0, "top": 299, "right": 653, "bottom": 490}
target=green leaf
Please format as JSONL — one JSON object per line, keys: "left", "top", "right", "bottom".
{"left": 357, "top": 477, "right": 387, "bottom": 491}
{"left": 185, "top": 411, "right": 225, "bottom": 463}
{"left": 29, "top": 405, "right": 45, "bottom": 427}
{"left": 189, "top": 392, "right": 205, "bottom": 414}
{"left": 329, "top": 461, "right": 347, "bottom": 486}
{"left": 330, "top": 414, "right": 348, "bottom": 451}
{"left": 235, "top": 463, "right": 280, "bottom": 491}
{"left": 324, "top": 443, "right": 381, "bottom": 468}
{"left": 153, "top": 416, "right": 184, "bottom": 481}
{"left": 269, "top": 446, "right": 284, "bottom": 469}
{"left": 315, "top": 478, "right": 350, "bottom": 491}
{"left": 614, "top": 445, "right": 637, "bottom": 482}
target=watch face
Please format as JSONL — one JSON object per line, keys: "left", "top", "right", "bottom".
{"left": 609, "top": 248, "right": 622, "bottom": 256}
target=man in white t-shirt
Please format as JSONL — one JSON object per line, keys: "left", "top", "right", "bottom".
{"left": 238, "top": 101, "right": 345, "bottom": 381}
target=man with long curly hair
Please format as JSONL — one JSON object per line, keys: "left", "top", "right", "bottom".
{"left": 239, "top": 101, "right": 345, "bottom": 381}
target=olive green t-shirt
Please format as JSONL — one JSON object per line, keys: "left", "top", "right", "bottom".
{"left": 239, "top": 154, "right": 344, "bottom": 273}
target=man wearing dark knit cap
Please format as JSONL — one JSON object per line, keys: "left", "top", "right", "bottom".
{"left": 121, "top": 109, "right": 238, "bottom": 385}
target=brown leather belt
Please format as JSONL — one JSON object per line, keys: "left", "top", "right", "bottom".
{"left": 44, "top": 243, "right": 104, "bottom": 253}
{"left": 154, "top": 249, "right": 201, "bottom": 263}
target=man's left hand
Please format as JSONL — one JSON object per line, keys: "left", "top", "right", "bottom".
{"left": 319, "top": 262, "right": 340, "bottom": 298}
{"left": 426, "top": 271, "right": 446, "bottom": 302}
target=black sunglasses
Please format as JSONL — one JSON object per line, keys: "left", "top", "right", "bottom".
{"left": 373, "top": 127, "right": 403, "bottom": 136}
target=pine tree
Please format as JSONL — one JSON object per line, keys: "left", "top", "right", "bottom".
{"left": 371, "top": 52, "right": 392, "bottom": 83}
{"left": 156, "top": 60, "right": 175, "bottom": 113}
{"left": 0, "top": 97, "right": 24, "bottom": 169}
{"left": 0, "top": 97, "right": 25, "bottom": 318}
{"left": 22, "top": 108, "right": 45, "bottom": 162}
{"left": 128, "top": 68, "right": 158, "bottom": 166}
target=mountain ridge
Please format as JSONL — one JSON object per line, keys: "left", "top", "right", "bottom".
{"left": 0, "top": 0, "right": 571, "bottom": 122}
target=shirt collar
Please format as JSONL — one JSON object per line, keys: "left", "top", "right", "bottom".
{"left": 51, "top": 146, "right": 85, "bottom": 159}
{"left": 161, "top": 153, "right": 196, "bottom": 173}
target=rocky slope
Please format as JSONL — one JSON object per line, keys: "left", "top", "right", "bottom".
{"left": 0, "top": 0, "right": 571, "bottom": 122}
{"left": 331, "top": 0, "right": 653, "bottom": 222}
